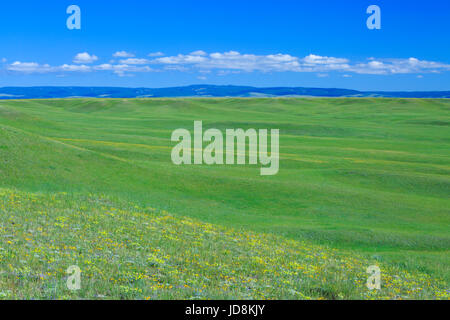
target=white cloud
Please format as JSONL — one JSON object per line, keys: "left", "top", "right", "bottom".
{"left": 154, "top": 54, "right": 208, "bottom": 65}
{"left": 73, "top": 52, "right": 98, "bottom": 64}
{"left": 119, "top": 58, "right": 150, "bottom": 65}
{"left": 190, "top": 50, "right": 207, "bottom": 56}
{"left": 5, "top": 51, "right": 450, "bottom": 77}
{"left": 1, "top": 58, "right": 7, "bottom": 63}
{"left": 94, "top": 63, "right": 153, "bottom": 76}
{"left": 163, "top": 65, "right": 190, "bottom": 72}
{"left": 152, "top": 51, "right": 303, "bottom": 72}
{"left": 7, "top": 61, "right": 53, "bottom": 73}
{"left": 7, "top": 61, "right": 92, "bottom": 73}
{"left": 94, "top": 64, "right": 114, "bottom": 71}
{"left": 302, "top": 54, "right": 350, "bottom": 72}
{"left": 148, "top": 52, "right": 164, "bottom": 57}
{"left": 113, "top": 51, "right": 135, "bottom": 58}
{"left": 151, "top": 52, "right": 450, "bottom": 75}
{"left": 150, "top": 51, "right": 351, "bottom": 73}
{"left": 303, "top": 54, "right": 348, "bottom": 65}
{"left": 59, "top": 64, "right": 91, "bottom": 72}
{"left": 6, "top": 60, "right": 154, "bottom": 76}
{"left": 351, "top": 57, "right": 450, "bottom": 75}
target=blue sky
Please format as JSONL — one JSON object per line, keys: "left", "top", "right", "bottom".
{"left": 1, "top": 0, "right": 449, "bottom": 90}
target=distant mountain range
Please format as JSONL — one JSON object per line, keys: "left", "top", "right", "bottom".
{"left": 0, "top": 85, "right": 449, "bottom": 99}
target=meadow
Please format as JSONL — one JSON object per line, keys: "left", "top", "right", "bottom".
{"left": 0, "top": 97, "right": 448, "bottom": 299}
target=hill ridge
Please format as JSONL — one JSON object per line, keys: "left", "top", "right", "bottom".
{"left": 1, "top": 85, "right": 449, "bottom": 99}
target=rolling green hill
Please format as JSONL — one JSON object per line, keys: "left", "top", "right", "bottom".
{"left": 0, "top": 98, "right": 449, "bottom": 299}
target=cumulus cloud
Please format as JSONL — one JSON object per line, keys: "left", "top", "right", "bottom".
{"left": 5, "top": 51, "right": 450, "bottom": 77}
{"left": 154, "top": 54, "right": 208, "bottom": 65}
{"left": 73, "top": 52, "right": 98, "bottom": 64}
{"left": 59, "top": 64, "right": 91, "bottom": 72}
{"left": 94, "top": 63, "right": 153, "bottom": 76}
{"left": 190, "top": 50, "right": 207, "bottom": 56}
{"left": 119, "top": 58, "right": 150, "bottom": 65}
{"left": 303, "top": 54, "right": 348, "bottom": 65}
{"left": 7, "top": 61, "right": 91, "bottom": 73}
{"left": 150, "top": 51, "right": 351, "bottom": 73}
{"left": 113, "top": 51, "right": 135, "bottom": 58}
{"left": 351, "top": 57, "right": 450, "bottom": 75}
{"left": 150, "top": 51, "right": 450, "bottom": 75}
{"left": 7, "top": 61, "right": 54, "bottom": 73}
{"left": 152, "top": 51, "right": 302, "bottom": 72}
{"left": 302, "top": 54, "right": 350, "bottom": 71}
{"left": 148, "top": 52, "right": 164, "bottom": 57}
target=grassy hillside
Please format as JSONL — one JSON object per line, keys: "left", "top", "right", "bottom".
{"left": 0, "top": 98, "right": 449, "bottom": 299}
{"left": 1, "top": 188, "right": 447, "bottom": 299}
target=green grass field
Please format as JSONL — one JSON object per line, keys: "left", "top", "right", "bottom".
{"left": 0, "top": 98, "right": 449, "bottom": 299}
